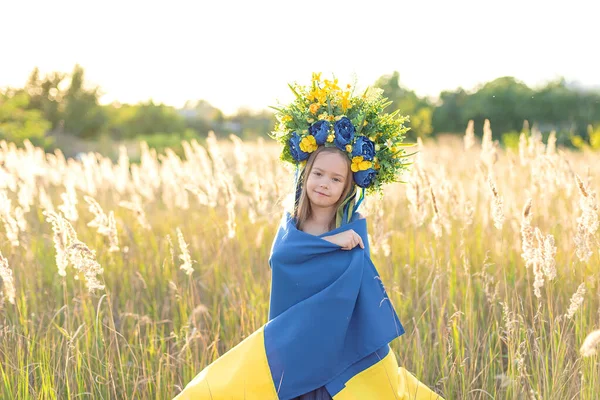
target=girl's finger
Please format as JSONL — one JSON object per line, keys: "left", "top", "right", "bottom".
{"left": 353, "top": 232, "right": 363, "bottom": 249}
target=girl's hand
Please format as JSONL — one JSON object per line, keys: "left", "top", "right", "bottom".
{"left": 322, "top": 230, "right": 364, "bottom": 250}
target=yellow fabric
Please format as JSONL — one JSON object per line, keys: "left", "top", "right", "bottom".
{"left": 173, "top": 326, "right": 278, "bottom": 400}
{"left": 333, "top": 348, "right": 443, "bottom": 400}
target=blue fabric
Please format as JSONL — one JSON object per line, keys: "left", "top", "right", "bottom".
{"left": 265, "top": 212, "right": 405, "bottom": 400}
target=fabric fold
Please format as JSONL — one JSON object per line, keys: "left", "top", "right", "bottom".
{"left": 173, "top": 212, "right": 444, "bottom": 400}
{"left": 264, "top": 212, "right": 404, "bottom": 399}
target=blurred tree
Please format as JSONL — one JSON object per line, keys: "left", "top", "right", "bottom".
{"left": 0, "top": 91, "right": 52, "bottom": 147}
{"left": 432, "top": 88, "right": 469, "bottom": 133}
{"left": 463, "top": 76, "right": 534, "bottom": 136}
{"left": 62, "top": 64, "right": 107, "bottom": 138}
{"left": 228, "top": 107, "right": 275, "bottom": 139}
{"left": 374, "top": 71, "right": 433, "bottom": 138}
{"left": 106, "top": 100, "right": 186, "bottom": 139}
{"left": 533, "top": 78, "right": 600, "bottom": 140}
{"left": 19, "top": 65, "right": 106, "bottom": 138}
{"left": 431, "top": 76, "right": 600, "bottom": 147}
{"left": 181, "top": 99, "right": 225, "bottom": 136}
{"left": 23, "top": 67, "right": 66, "bottom": 129}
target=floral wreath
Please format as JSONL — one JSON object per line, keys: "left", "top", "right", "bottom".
{"left": 269, "top": 73, "right": 413, "bottom": 196}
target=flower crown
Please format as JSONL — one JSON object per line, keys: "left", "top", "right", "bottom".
{"left": 270, "top": 73, "right": 413, "bottom": 195}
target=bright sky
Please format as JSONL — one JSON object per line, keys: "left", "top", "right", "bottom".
{"left": 1, "top": 0, "right": 597, "bottom": 115}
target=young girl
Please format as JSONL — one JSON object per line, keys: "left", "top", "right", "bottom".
{"left": 173, "top": 74, "right": 443, "bottom": 400}
{"left": 291, "top": 146, "right": 363, "bottom": 400}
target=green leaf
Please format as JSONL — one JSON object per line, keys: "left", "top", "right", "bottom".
{"left": 268, "top": 106, "right": 284, "bottom": 113}
{"left": 355, "top": 113, "right": 367, "bottom": 135}
{"left": 396, "top": 150, "right": 419, "bottom": 158}
{"left": 395, "top": 142, "right": 417, "bottom": 147}
{"left": 288, "top": 83, "right": 303, "bottom": 100}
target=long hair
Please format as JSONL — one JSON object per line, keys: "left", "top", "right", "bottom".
{"left": 294, "top": 146, "right": 355, "bottom": 232}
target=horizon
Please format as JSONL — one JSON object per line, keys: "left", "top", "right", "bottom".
{"left": 1, "top": 0, "right": 598, "bottom": 115}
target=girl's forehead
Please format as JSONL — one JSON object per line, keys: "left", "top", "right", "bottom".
{"left": 313, "top": 152, "right": 348, "bottom": 174}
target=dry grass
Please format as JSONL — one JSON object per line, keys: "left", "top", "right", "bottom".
{"left": 0, "top": 126, "right": 598, "bottom": 399}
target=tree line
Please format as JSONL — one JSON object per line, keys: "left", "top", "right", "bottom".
{"left": 1, "top": 65, "right": 599, "bottom": 153}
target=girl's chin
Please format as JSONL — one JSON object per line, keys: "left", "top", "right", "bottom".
{"left": 309, "top": 195, "right": 333, "bottom": 205}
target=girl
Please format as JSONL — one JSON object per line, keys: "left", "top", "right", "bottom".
{"left": 173, "top": 74, "right": 443, "bottom": 400}
{"left": 291, "top": 146, "right": 363, "bottom": 400}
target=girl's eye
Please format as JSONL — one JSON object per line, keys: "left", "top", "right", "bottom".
{"left": 333, "top": 178, "right": 341, "bottom": 182}
{"left": 314, "top": 172, "right": 321, "bottom": 176}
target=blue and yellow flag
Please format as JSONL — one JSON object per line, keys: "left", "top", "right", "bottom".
{"left": 174, "top": 213, "right": 443, "bottom": 400}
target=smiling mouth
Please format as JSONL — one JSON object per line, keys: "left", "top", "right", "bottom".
{"left": 315, "top": 191, "right": 329, "bottom": 197}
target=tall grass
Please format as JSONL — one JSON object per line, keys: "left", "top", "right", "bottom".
{"left": 0, "top": 126, "right": 598, "bottom": 399}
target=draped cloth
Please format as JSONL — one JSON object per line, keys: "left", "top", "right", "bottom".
{"left": 173, "top": 213, "right": 443, "bottom": 400}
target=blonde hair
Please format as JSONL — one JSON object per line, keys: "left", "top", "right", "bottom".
{"left": 295, "top": 146, "right": 355, "bottom": 232}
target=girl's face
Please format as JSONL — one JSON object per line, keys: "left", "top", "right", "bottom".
{"left": 306, "top": 151, "right": 349, "bottom": 210}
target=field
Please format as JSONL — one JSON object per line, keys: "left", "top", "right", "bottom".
{"left": 0, "top": 127, "right": 599, "bottom": 399}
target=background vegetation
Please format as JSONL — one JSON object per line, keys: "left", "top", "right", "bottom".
{"left": 2, "top": 65, "right": 600, "bottom": 160}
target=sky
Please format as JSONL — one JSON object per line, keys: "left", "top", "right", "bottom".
{"left": 1, "top": 0, "right": 597, "bottom": 115}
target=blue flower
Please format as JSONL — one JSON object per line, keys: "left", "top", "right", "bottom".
{"left": 333, "top": 117, "right": 355, "bottom": 150}
{"left": 288, "top": 132, "right": 309, "bottom": 162}
{"left": 354, "top": 168, "right": 377, "bottom": 188}
{"left": 309, "top": 120, "right": 330, "bottom": 145}
{"left": 351, "top": 136, "right": 376, "bottom": 161}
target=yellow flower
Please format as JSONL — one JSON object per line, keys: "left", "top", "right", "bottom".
{"left": 363, "top": 120, "right": 368, "bottom": 127}
{"left": 346, "top": 144, "right": 352, "bottom": 153}
{"left": 327, "top": 134, "right": 334, "bottom": 143}
{"left": 281, "top": 115, "right": 292, "bottom": 123}
{"left": 307, "top": 118, "right": 315, "bottom": 123}
{"left": 374, "top": 160, "right": 380, "bottom": 170}
{"left": 327, "top": 115, "right": 335, "bottom": 122}
{"left": 312, "top": 72, "right": 322, "bottom": 83}
{"left": 309, "top": 87, "right": 327, "bottom": 105}
{"left": 351, "top": 156, "right": 373, "bottom": 172}
{"left": 309, "top": 103, "right": 320, "bottom": 114}
{"left": 299, "top": 135, "right": 318, "bottom": 153}
{"left": 324, "top": 78, "right": 340, "bottom": 92}
{"left": 341, "top": 91, "right": 351, "bottom": 112}
{"left": 318, "top": 113, "right": 328, "bottom": 120}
